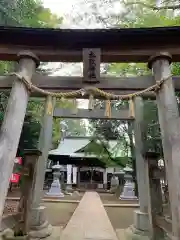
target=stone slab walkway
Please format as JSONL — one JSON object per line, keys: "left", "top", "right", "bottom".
{"left": 60, "top": 191, "right": 118, "bottom": 240}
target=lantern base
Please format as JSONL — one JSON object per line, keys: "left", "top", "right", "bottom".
{"left": 46, "top": 179, "right": 64, "bottom": 198}
{"left": 120, "top": 181, "right": 137, "bottom": 200}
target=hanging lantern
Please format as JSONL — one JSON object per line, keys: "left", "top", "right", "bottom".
{"left": 71, "top": 98, "right": 78, "bottom": 115}
{"left": 105, "top": 99, "right": 111, "bottom": 118}
{"left": 46, "top": 96, "right": 53, "bottom": 115}
{"left": 129, "top": 98, "right": 135, "bottom": 118}
{"left": 88, "top": 94, "right": 94, "bottom": 110}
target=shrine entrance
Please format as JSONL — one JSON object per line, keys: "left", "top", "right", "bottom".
{"left": 0, "top": 26, "right": 180, "bottom": 239}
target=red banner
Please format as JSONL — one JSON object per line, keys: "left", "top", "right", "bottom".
{"left": 14, "top": 157, "right": 22, "bottom": 164}
{"left": 10, "top": 157, "right": 22, "bottom": 183}
{"left": 10, "top": 173, "right": 20, "bottom": 183}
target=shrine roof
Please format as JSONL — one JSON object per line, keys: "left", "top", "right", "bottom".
{"left": 1, "top": 26, "right": 180, "bottom": 62}
{"left": 49, "top": 137, "right": 91, "bottom": 156}
{"left": 48, "top": 136, "right": 118, "bottom": 158}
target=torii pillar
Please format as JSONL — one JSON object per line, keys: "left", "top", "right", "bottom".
{"left": 29, "top": 96, "right": 55, "bottom": 239}
{"left": 125, "top": 96, "right": 153, "bottom": 240}
{"left": 0, "top": 51, "right": 39, "bottom": 229}
{"left": 148, "top": 53, "right": 180, "bottom": 239}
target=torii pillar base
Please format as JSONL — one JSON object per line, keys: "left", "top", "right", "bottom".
{"left": 125, "top": 210, "right": 150, "bottom": 239}
{"left": 29, "top": 206, "right": 52, "bottom": 239}
{"left": 125, "top": 225, "right": 150, "bottom": 240}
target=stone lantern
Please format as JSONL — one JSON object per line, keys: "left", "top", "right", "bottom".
{"left": 120, "top": 165, "right": 137, "bottom": 200}
{"left": 46, "top": 161, "right": 64, "bottom": 198}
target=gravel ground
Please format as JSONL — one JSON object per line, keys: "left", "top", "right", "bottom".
{"left": 3, "top": 200, "right": 19, "bottom": 215}
{"left": 105, "top": 206, "right": 137, "bottom": 229}
{"left": 7, "top": 190, "right": 84, "bottom": 200}
{"left": 99, "top": 192, "right": 139, "bottom": 205}
{"left": 4, "top": 192, "right": 138, "bottom": 230}
{"left": 44, "top": 202, "right": 78, "bottom": 227}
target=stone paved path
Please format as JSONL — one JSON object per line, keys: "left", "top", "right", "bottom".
{"left": 60, "top": 191, "right": 118, "bottom": 240}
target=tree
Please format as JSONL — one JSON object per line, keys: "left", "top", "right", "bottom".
{"left": 123, "top": 0, "right": 180, "bottom": 12}
{"left": 77, "top": 0, "right": 180, "bottom": 167}
{"left": 0, "top": 0, "right": 62, "bottom": 27}
{"left": 107, "top": 0, "right": 180, "bottom": 155}
{"left": 52, "top": 99, "right": 87, "bottom": 148}
{"left": 83, "top": 134, "right": 129, "bottom": 167}
{"left": 0, "top": 0, "right": 63, "bottom": 74}
{"left": 0, "top": 0, "right": 64, "bottom": 155}
{"left": 18, "top": 114, "right": 41, "bottom": 152}
{"left": 0, "top": 2, "right": 88, "bottom": 150}
{"left": 84, "top": 99, "right": 131, "bottom": 167}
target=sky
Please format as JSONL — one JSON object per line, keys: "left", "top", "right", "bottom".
{"left": 43, "top": 0, "right": 97, "bottom": 28}
{"left": 43, "top": 0, "right": 76, "bottom": 16}
{"left": 43, "top": 0, "right": 122, "bottom": 28}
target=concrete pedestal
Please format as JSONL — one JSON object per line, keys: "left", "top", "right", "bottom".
{"left": 125, "top": 210, "right": 150, "bottom": 240}
{"left": 29, "top": 206, "right": 52, "bottom": 239}
{"left": 65, "top": 184, "right": 73, "bottom": 196}
{"left": 66, "top": 184, "right": 73, "bottom": 192}
{"left": 110, "top": 176, "right": 119, "bottom": 193}
{"left": 125, "top": 225, "right": 150, "bottom": 240}
{"left": 134, "top": 210, "right": 149, "bottom": 231}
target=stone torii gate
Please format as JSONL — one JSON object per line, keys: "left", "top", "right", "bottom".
{"left": 0, "top": 26, "right": 180, "bottom": 239}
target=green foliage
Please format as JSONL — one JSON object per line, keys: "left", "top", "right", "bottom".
{"left": 0, "top": 0, "right": 63, "bottom": 73}
{"left": 0, "top": 0, "right": 64, "bottom": 154}
{"left": 18, "top": 114, "right": 41, "bottom": 153}
{"left": 108, "top": 63, "right": 150, "bottom": 77}
{"left": 52, "top": 99, "right": 87, "bottom": 148}
{"left": 87, "top": 99, "right": 132, "bottom": 166}
{"left": 108, "top": 0, "right": 180, "bottom": 156}
{"left": 83, "top": 136, "right": 128, "bottom": 167}
{"left": 0, "top": 0, "right": 62, "bottom": 27}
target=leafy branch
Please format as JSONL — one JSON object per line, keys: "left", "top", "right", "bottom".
{"left": 126, "top": 1, "right": 180, "bottom": 11}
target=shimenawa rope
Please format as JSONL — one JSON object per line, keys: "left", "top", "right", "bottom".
{"left": 10, "top": 72, "right": 170, "bottom": 101}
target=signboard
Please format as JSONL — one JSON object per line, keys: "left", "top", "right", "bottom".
{"left": 83, "top": 48, "right": 100, "bottom": 83}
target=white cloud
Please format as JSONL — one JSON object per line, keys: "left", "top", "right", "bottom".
{"left": 43, "top": 0, "right": 75, "bottom": 16}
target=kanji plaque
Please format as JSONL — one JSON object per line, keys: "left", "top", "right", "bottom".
{"left": 83, "top": 48, "right": 101, "bottom": 83}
